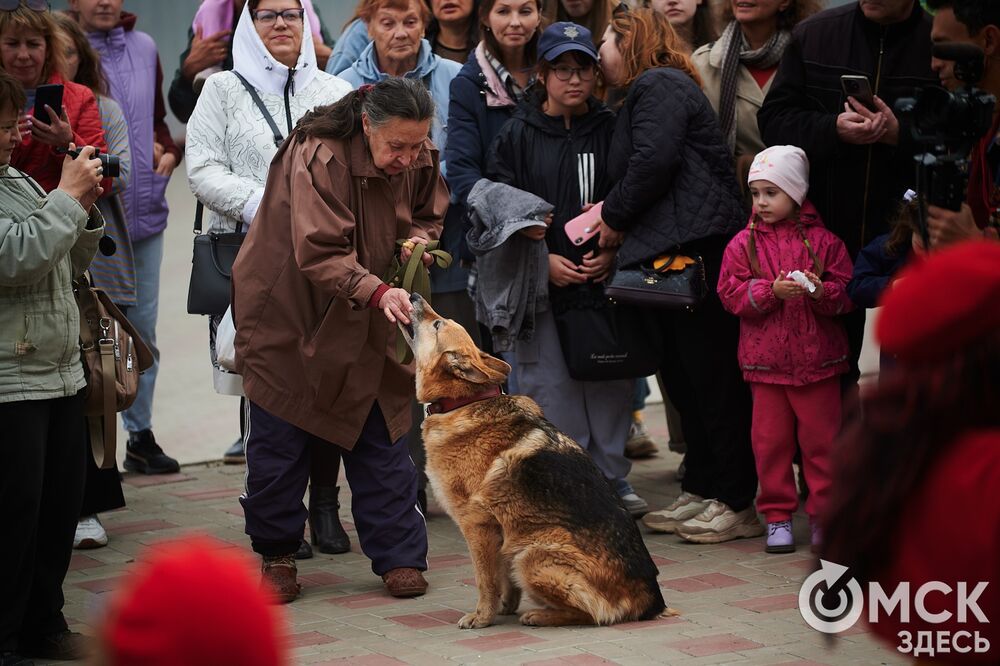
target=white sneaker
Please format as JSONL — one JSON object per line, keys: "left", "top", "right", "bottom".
{"left": 641, "top": 491, "right": 707, "bottom": 533}
{"left": 675, "top": 499, "right": 765, "bottom": 544}
{"left": 74, "top": 515, "right": 108, "bottom": 549}
{"left": 625, "top": 420, "right": 657, "bottom": 458}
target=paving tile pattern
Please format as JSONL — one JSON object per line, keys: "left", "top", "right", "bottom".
{"left": 56, "top": 408, "right": 904, "bottom": 665}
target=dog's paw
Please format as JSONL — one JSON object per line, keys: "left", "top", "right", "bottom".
{"left": 519, "top": 609, "right": 546, "bottom": 626}
{"left": 457, "top": 610, "right": 495, "bottom": 629}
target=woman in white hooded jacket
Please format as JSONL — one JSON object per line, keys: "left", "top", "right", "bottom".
{"left": 185, "top": 0, "right": 353, "bottom": 559}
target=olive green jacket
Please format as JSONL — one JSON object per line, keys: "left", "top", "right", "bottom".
{"left": 0, "top": 165, "right": 103, "bottom": 403}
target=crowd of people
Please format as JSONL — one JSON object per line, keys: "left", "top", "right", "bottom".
{"left": 0, "top": 0, "right": 998, "bottom": 662}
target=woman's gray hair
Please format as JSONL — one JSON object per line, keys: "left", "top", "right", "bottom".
{"left": 296, "top": 77, "right": 435, "bottom": 140}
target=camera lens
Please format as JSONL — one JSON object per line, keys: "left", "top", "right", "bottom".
{"left": 100, "top": 154, "right": 121, "bottom": 179}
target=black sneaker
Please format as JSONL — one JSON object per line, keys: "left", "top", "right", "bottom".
{"left": 124, "top": 429, "right": 180, "bottom": 475}
{"left": 21, "top": 631, "right": 91, "bottom": 661}
{"left": 223, "top": 437, "right": 245, "bottom": 464}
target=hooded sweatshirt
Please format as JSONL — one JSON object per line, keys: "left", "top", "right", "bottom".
{"left": 87, "top": 12, "right": 180, "bottom": 242}
{"left": 185, "top": 3, "right": 352, "bottom": 234}
{"left": 717, "top": 201, "right": 854, "bottom": 386}
{"left": 488, "top": 96, "right": 616, "bottom": 268}
{"left": 338, "top": 39, "right": 461, "bottom": 166}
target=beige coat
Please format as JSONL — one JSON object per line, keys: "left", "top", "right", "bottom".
{"left": 232, "top": 132, "right": 448, "bottom": 449}
{"left": 0, "top": 166, "right": 103, "bottom": 403}
{"left": 692, "top": 39, "right": 775, "bottom": 183}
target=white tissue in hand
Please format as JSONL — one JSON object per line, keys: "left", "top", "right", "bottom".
{"left": 787, "top": 270, "right": 817, "bottom": 293}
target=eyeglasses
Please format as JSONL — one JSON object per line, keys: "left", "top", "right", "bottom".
{"left": 0, "top": 0, "right": 49, "bottom": 11}
{"left": 251, "top": 8, "right": 305, "bottom": 26}
{"left": 552, "top": 65, "right": 595, "bottom": 82}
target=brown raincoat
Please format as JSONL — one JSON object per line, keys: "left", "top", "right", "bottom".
{"left": 232, "top": 131, "right": 448, "bottom": 449}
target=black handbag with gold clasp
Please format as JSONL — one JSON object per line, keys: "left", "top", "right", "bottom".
{"left": 604, "top": 253, "right": 708, "bottom": 311}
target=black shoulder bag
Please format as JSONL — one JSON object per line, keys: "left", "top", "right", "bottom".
{"left": 552, "top": 286, "right": 663, "bottom": 382}
{"left": 186, "top": 73, "right": 285, "bottom": 315}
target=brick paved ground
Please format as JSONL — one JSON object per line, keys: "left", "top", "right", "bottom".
{"left": 58, "top": 404, "right": 903, "bottom": 666}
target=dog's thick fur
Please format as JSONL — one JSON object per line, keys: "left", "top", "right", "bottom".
{"left": 402, "top": 294, "right": 668, "bottom": 629}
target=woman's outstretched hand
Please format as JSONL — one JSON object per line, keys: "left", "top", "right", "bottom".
{"left": 379, "top": 287, "right": 414, "bottom": 325}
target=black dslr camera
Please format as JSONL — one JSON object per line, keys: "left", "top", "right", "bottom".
{"left": 895, "top": 42, "right": 996, "bottom": 246}
{"left": 58, "top": 146, "right": 121, "bottom": 179}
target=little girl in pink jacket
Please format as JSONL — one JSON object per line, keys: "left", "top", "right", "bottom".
{"left": 717, "top": 145, "right": 854, "bottom": 555}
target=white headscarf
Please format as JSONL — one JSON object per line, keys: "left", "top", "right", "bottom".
{"left": 231, "top": 1, "right": 317, "bottom": 96}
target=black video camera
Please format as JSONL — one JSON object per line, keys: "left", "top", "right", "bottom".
{"left": 58, "top": 146, "right": 121, "bottom": 179}
{"left": 895, "top": 42, "right": 996, "bottom": 247}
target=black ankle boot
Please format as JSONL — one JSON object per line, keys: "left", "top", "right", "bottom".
{"left": 309, "top": 485, "right": 350, "bottom": 554}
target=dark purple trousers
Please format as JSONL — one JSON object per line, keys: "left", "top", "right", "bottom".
{"left": 241, "top": 400, "right": 427, "bottom": 576}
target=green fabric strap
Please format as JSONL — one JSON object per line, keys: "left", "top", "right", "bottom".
{"left": 385, "top": 239, "right": 452, "bottom": 364}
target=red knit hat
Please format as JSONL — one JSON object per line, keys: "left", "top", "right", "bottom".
{"left": 103, "top": 535, "right": 287, "bottom": 666}
{"left": 877, "top": 240, "right": 1000, "bottom": 362}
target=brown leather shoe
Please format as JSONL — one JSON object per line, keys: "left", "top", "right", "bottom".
{"left": 261, "top": 554, "right": 300, "bottom": 604}
{"left": 382, "top": 567, "right": 428, "bottom": 598}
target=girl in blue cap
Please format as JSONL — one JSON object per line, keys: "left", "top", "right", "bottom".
{"left": 485, "top": 21, "right": 650, "bottom": 516}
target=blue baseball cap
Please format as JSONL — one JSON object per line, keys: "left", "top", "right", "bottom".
{"left": 538, "top": 22, "right": 598, "bottom": 63}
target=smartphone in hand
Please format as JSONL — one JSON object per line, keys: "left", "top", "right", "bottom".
{"left": 840, "top": 75, "right": 876, "bottom": 111}
{"left": 33, "top": 83, "right": 64, "bottom": 122}
{"left": 564, "top": 201, "right": 604, "bottom": 246}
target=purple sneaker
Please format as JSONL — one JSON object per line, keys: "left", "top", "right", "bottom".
{"left": 765, "top": 520, "right": 795, "bottom": 554}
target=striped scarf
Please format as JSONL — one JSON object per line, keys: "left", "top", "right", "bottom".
{"left": 717, "top": 21, "right": 791, "bottom": 152}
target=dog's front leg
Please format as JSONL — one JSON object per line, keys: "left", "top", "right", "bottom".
{"left": 458, "top": 517, "right": 503, "bottom": 629}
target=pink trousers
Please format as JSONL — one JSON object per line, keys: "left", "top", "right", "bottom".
{"left": 750, "top": 378, "right": 840, "bottom": 523}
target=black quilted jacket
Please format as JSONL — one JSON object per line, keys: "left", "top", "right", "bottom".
{"left": 602, "top": 67, "right": 746, "bottom": 268}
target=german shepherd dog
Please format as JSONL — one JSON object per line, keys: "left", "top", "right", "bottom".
{"left": 400, "top": 294, "right": 670, "bottom": 629}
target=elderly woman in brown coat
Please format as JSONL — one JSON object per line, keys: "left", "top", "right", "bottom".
{"left": 232, "top": 77, "right": 447, "bottom": 603}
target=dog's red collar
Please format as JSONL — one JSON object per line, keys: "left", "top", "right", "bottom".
{"left": 426, "top": 386, "right": 503, "bottom": 416}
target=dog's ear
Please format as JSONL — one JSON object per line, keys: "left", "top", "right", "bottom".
{"left": 445, "top": 350, "right": 510, "bottom": 385}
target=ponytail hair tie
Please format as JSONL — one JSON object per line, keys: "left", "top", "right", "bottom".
{"left": 358, "top": 84, "right": 375, "bottom": 100}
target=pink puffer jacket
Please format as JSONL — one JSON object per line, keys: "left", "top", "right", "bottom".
{"left": 717, "top": 201, "right": 854, "bottom": 386}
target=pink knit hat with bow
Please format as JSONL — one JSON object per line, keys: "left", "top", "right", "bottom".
{"left": 747, "top": 145, "right": 810, "bottom": 205}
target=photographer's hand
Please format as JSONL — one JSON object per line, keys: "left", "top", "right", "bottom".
{"left": 926, "top": 203, "right": 980, "bottom": 247}
{"left": 57, "top": 144, "right": 104, "bottom": 207}
{"left": 837, "top": 100, "right": 887, "bottom": 145}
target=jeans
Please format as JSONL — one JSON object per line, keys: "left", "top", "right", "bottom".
{"left": 632, "top": 378, "right": 651, "bottom": 413}
{"left": 121, "top": 232, "right": 163, "bottom": 434}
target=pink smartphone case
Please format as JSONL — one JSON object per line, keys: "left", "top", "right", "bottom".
{"left": 564, "top": 202, "right": 604, "bottom": 246}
